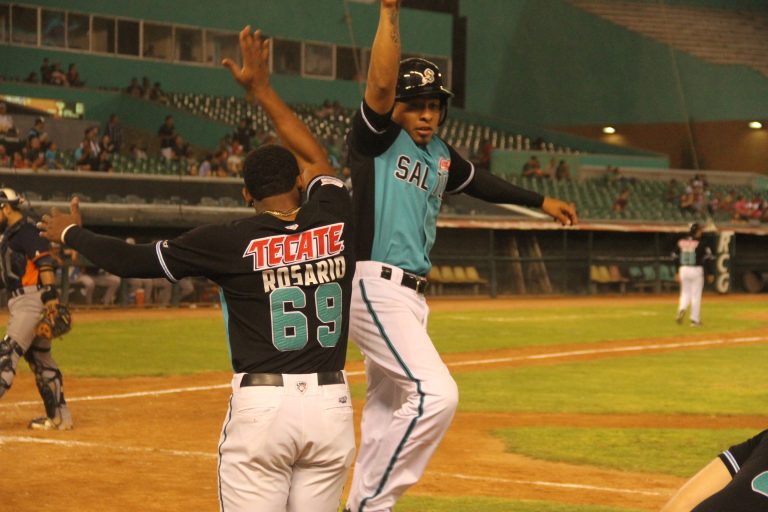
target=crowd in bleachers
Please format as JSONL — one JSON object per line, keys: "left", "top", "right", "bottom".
{"left": 0, "top": 108, "right": 65, "bottom": 171}
{"left": 666, "top": 174, "right": 768, "bottom": 223}
{"left": 21, "top": 58, "right": 85, "bottom": 87}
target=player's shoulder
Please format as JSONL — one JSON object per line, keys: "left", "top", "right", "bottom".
{"left": 306, "top": 175, "right": 347, "bottom": 196}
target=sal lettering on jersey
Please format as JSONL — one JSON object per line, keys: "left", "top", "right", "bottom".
{"left": 243, "top": 223, "right": 347, "bottom": 292}
{"left": 393, "top": 155, "right": 449, "bottom": 198}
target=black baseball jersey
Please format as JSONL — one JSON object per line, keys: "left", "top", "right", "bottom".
{"left": 152, "top": 176, "right": 354, "bottom": 374}
{"left": 672, "top": 236, "right": 714, "bottom": 269}
{"left": 65, "top": 176, "right": 354, "bottom": 374}
{"left": 693, "top": 429, "right": 768, "bottom": 511}
{"left": 0, "top": 217, "right": 54, "bottom": 294}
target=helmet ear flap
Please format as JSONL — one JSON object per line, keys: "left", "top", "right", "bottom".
{"left": 438, "top": 100, "right": 448, "bottom": 126}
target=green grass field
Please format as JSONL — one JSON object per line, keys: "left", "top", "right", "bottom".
{"left": 13, "top": 297, "right": 767, "bottom": 512}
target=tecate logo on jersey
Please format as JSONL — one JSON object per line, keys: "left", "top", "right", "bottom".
{"left": 243, "top": 223, "right": 345, "bottom": 271}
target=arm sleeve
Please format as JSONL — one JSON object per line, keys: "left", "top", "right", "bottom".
{"left": 305, "top": 175, "right": 353, "bottom": 221}
{"left": 64, "top": 226, "right": 165, "bottom": 278}
{"left": 347, "top": 100, "right": 401, "bottom": 157}
{"left": 718, "top": 429, "right": 768, "bottom": 477}
{"left": 445, "top": 145, "right": 475, "bottom": 194}
{"left": 461, "top": 167, "right": 545, "bottom": 208}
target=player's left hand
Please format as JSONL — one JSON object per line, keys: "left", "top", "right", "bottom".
{"left": 223, "top": 26, "right": 271, "bottom": 100}
{"left": 38, "top": 196, "right": 82, "bottom": 244}
{"left": 541, "top": 197, "right": 578, "bottom": 226}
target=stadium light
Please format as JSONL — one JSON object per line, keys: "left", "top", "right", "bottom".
{"left": 748, "top": 121, "right": 763, "bottom": 130}
{"left": 602, "top": 126, "right": 616, "bottom": 134}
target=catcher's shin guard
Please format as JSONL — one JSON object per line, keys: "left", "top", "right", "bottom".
{"left": 0, "top": 335, "right": 23, "bottom": 398}
{"left": 24, "top": 347, "right": 72, "bottom": 429}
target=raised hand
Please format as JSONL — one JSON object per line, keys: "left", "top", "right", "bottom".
{"left": 222, "top": 26, "right": 271, "bottom": 99}
{"left": 541, "top": 197, "right": 578, "bottom": 226}
{"left": 38, "top": 195, "right": 82, "bottom": 243}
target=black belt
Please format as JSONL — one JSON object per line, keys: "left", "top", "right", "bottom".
{"left": 380, "top": 266, "right": 428, "bottom": 294}
{"left": 240, "top": 370, "right": 345, "bottom": 388}
{"left": 10, "top": 285, "right": 41, "bottom": 298}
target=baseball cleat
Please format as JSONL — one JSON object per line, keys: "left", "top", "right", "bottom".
{"left": 676, "top": 310, "right": 685, "bottom": 325}
{"left": 690, "top": 321, "right": 702, "bottom": 327}
{"left": 28, "top": 416, "right": 73, "bottom": 431}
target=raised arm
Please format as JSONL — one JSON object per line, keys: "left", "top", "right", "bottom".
{"left": 223, "top": 26, "right": 332, "bottom": 180}
{"left": 365, "top": 0, "right": 401, "bottom": 114}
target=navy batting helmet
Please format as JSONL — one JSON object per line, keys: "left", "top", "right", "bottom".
{"left": 395, "top": 58, "right": 453, "bottom": 125}
{"left": 689, "top": 222, "right": 702, "bottom": 235}
{"left": 0, "top": 188, "right": 22, "bottom": 207}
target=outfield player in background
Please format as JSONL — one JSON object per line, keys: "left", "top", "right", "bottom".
{"left": 343, "top": 2, "right": 577, "bottom": 511}
{"left": 661, "top": 429, "right": 768, "bottom": 511}
{"left": 40, "top": 27, "right": 356, "bottom": 512}
{"left": 673, "top": 223, "right": 714, "bottom": 326}
{"left": 0, "top": 188, "right": 73, "bottom": 430}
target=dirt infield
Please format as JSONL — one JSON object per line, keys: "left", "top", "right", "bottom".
{"left": 1, "top": 296, "right": 767, "bottom": 511}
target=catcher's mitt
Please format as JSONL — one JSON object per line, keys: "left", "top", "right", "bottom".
{"left": 35, "top": 303, "right": 72, "bottom": 340}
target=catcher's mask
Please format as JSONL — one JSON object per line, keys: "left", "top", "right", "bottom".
{"left": 395, "top": 58, "right": 453, "bottom": 126}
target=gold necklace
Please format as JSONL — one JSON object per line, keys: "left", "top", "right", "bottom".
{"left": 259, "top": 206, "right": 301, "bottom": 218}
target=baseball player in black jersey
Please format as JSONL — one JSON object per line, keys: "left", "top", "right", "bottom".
{"left": 672, "top": 223, "right": 714, "bottom": 326}
{"left": 662, "top": 429, "right": 768, "bottom": 511}
{"left": 0, "top": 188, "right": 73, "bottom": 430}
{"left": 40, "top": 28, "right": 356, "bottom": 512}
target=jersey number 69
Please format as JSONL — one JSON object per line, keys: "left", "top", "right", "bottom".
{"left": 269, "top": 283, "right": 342, "bottom": 351}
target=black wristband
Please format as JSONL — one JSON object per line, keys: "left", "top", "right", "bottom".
{"left": 40, "top": 285, "right": 58, "bottom": 304}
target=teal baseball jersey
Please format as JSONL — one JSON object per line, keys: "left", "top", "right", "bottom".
{"left": 348, "top": 101, "right": 474, "bottom": 275}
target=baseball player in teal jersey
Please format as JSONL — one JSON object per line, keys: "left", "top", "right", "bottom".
{"left": 344, "top": 2, "right": 578, "bottom": 511}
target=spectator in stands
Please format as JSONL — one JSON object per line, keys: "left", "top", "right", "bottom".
{"left": 226, "top": 143, "right": 244, "bottom": 175}
{"left": 24, "top": 72, "right": 38, "bottom": 84}
{"left": 26, "top": 137, "right": 46, "bottom": 170}
{"left": 66, "top": 63, "right": 84, "bottom": 87}
{"left": 12, "top": 150, "right": 27, "bottom": 169}
{"left": 731, "top": 195, "right": 750, "bottom": 221}
{"left": 0, "top": 102, "right": 15, "bottom": 135}
{"left": 233, "top": 117, "right": 256, "bottom": 152}
{"left": 555, "top": 160, "right": 571, "bottom": 180}
{"left": 197, "top": 154, "right": 212, "bottom": 177}
{"left": 0, "top": 145, "right": 9, "bottom": 167}
{"left": 747, "top": 194, "right": 764, "bottom": 221}
{"left": 49, "top": 63, "right": 68, "bottom": 86}
{"left": 679, "top": 187, "right": 696, "bottom": 214}
{"left": 45, "top": 142, "right": 62, "bottom": 170}
{"left": 99, "top": 134, "right": 115, "bottom": 155}
{"left": 40, "top": 58, "right": 52, "bottom": 84}
{"left": 211, "top": 150, "right": 228, "bottom": 177}
{"left": 158, "top": 115, "right": 176, "bottom": 159}
{"left": 125, "top": 77, "right": 142, "bottom": 97}
{"left": 76, "top": 126, "right": 101, "bottom": 171}
{"left": 720, "top": 190, "right": 735, "bottom": 213}
{"left": 522, "top": 155, "right": 548, "bottom": 178}
{"left": 613, "top": 188, "right": 630, "bottom": 214}
{"left": 148, "top": 82, "right": 168, "bottom": 104}
{"left": 141, "top": 77, "right": 151, "bottom": 99}
{"left": 129, "top": 144, "right": 148, "bottom": 161}
{"left": 104, "top": 114, "right": 123, "bottom": 152}
{"left": 170, "top": 134, "right": 191, "bottom": 160}
{"left": 315, "top": 100, "right": 334, "bottom": 119}
{"left": 27, "top": 117, "right": 49, "bottom": 149}
{"left": 709, "top": 191, "right": 722, "bottom": 212}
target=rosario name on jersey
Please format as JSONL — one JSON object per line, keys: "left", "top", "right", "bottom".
{"left": 156, "top": 176, "right": 355, "bottom": 375}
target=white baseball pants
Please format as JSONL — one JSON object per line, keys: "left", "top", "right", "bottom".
{"left": 346, "top": 262, "right": 459, "bottom": 512}
{"left": 217, "top": 372, "right": 355, "bottom": 512}
{"left": 678, "top": 265, "right": 704, "bottom": 323}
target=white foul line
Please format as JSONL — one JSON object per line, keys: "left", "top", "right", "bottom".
{"left": 430, "top": 471, "right": 666, "bottom": 497}
{"left": 0, "top": 436, "right": 668, "bottom": 498}
{"left": 1, "top": 336, "right": 765, "bottom": 409}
